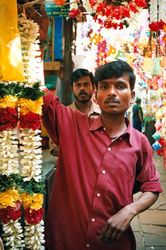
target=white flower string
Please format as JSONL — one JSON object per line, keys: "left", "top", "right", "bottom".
{"left": 19, "top": 129, "right": 42, "bottom": 182}
{"left": 149, "top": 0, "right": 166, "bottom": 22}
{"left": 0, "top": 129, "right": 19, "bottom": 175}
{"left": 18, "top": 15, "right": 43, "bottom": 86}
{"left": 2, "top": 220, "right": 25, "bottom": 249}
{"left": 24, "top": 220, "right": 45, "bottom": 250}
{"left": 149, "top": 0, "right": 158, "bottom": 22}
{"left": 158, "top": 0, "right": 166, "bottom": 21}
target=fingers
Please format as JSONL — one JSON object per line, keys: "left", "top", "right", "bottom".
{"left": 99, "top": 223, "right": 123, "bottom": 243}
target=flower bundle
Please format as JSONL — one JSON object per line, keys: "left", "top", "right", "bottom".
{"left": 20, "top": 179, "right": 45, "bottom": 249}
{"left": 0, "top": 175, "right": 24, "bottom": 248}
{"left": 0, "top": 12, "right": 45, "bottom": 248}
{"left": 0, "top": 84, "right": 20, "bottom": 177}
{"left": 0, "top": 174, "right": 45, "bottom": 249}
{"left": 69, "top": 0, "right": 147, "bottom": 29}
{"left": 18, "top": 14, "right": 43, "bottom": 85}
{"left": 149, "top": 0, "right": 166, "bottom": 32}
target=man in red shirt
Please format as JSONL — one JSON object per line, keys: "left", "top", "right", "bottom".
{"left": 43, "top": 60, "right": 162, "bottom": 250}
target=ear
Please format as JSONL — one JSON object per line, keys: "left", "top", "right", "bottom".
{"left": 94, "top": 88, "right": 98, "bottom": 104}
{"left": 130, "top": 91, "right": 135, "bottom": 105}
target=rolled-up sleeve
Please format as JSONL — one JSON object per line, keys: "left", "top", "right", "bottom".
{"left": 136, "top": 136, "right": 162, "bottom": 193}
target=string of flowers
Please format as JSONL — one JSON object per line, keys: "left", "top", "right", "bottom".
{"left": 0, "top": 174, "right": 45, "bottom": 249}
{"left": 0, "top": 174, "right": 24, "bottom": 249}
{"left": 18, "top": 84, "right": 44, "bottom": 249}
{"left": 0, "top": 83, "right": 24, "bottom": 249}
{"left": 17, "top": 14, "right": 45, "bottom": 249}
{"left": 18, "top": 14, "right": 43, "bottom": 85}
{"left": 69, "top": 0, "right": 147, "bottom": 29}
{"left": 0, "top": 11, "right": 45, "bottom": 249}
{"left": 20, "top": 179, "right": 45, "bottom": 249}
{"left": 0, "top": 82, "right": 44, "bottom": 249}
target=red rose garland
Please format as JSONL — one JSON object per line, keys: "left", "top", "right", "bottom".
{"left": 0, "top": 201, "right": 21, "bottom": 224}
{"left": 69, "top": 0, "right": 147, "bottom": 29}
{"left": 0, "top": 107, "right": 18, "bottom": 132}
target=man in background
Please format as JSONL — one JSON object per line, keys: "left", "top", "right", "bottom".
{"left": 50, "top": 68, "right": 100, "bottom": 156}
{"left": 69, "top": 68, "right": 100, "bottom": 117}
{"left": 132, "top": 97, "right": 144, "bottom": 132}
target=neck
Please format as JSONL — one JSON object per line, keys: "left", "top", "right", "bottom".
{"left": 101, "top": 113, "right": 127, "bottom": 138}
{"left": 75, "top": 101, "right": 92, "bottom": 115}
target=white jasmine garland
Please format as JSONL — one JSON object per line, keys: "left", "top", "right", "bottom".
{"left": 150, "top": 0, "right": 166, "bottom": 22}
{"left": 18, "top": 15, "right": 43, "bottom": 86}
{"left": 19, "top": 129, "right": 42, "bottom": 182}
{"left": 24, "top": 220, "right": 45, "bottom": 250}
{"left": 0, "top": 129, "right": 19, "bottom": 175}
{"left": 69, "top": 0, "right": 78, "bottom": 10}
{"left": 158, "top": 0, "right": 166, "bottom": 20}
{"left": 2, "top": 220, "right": 25, "bottom": 249}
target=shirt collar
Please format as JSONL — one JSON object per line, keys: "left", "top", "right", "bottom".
{"left": 70, "top": 101, "right": 100, "bottom": 117}
{"left": 89, "top": 116, "right": 134, "bottom": 146}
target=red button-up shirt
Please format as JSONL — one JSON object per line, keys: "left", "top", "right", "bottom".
{"left": 43, "top": 92, "right": 162, "bottom": 250}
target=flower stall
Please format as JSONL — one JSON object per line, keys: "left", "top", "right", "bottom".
{"left": 0, "top": 1, "right": 45, "bottom": 249}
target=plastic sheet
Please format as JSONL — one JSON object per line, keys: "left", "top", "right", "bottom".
{"left": 0, "top": 0, "right": 25, "bottom": 81}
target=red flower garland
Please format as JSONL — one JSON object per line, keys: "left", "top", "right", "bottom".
{"left": 149, "top": 20, "right": 166, "bottom": 32}
{"left": 0, "top": 201, "right": 21, "bottom": 224}
{"left": 19, "top": 112, "right": 41, "bottom": 130}
{"left": 24, "top": 207, "right": 43, "bottom": 224}
{"left": 69, "top": 0, "right": 147, "bottom": 29}
{"left": 0, "top": 107, "right": 18, "bottom": 132}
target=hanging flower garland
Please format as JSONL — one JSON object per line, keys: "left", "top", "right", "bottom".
{"left": 0, "top": 174, "right": 45, "bottom": 249}
{"left": 18, "top": 14, "right": 45, "bottom": 249}
{"left": 148, "top": 0, "right": 166, "bottom": 53}
{"left": 0, "top": 9, "right": 45, "bottom": 250}
{"left": 69, "top": 0, "right": 147, "bottom": 29}
{"left": 20, "top": 179, "right": 45, "bottom": 249}
{"left": 0, "top": 175, "right": 24, "bottom": 249}
{"left": 149, "top": 0, "right": 166, "bottom": 25}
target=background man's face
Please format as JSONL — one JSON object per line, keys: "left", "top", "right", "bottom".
{"left": 72, "top": 76, "right": 94, "bottom": 104}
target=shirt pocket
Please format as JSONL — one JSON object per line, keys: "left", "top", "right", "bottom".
{"left": 106, "top": 167, "right": 134, "bottom": 209}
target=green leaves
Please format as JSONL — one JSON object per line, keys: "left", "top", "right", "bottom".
{"left": 0, "top": 82, "right": 44, "bottom": 100}
{"left": 0, "top": 174, "right": 45, "bottom": 194}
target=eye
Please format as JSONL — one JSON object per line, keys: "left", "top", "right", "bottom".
{"left": 83, "top": 82, "right": 91, "bottom": 87}
{"left": 117, "top": 83, "right": 126, "bottom": 90}
{"left": 99, "top": 83, "right": 108, "bottom": 90}
{"left": 74, "top": 83, "right": 81, "bottom": 88}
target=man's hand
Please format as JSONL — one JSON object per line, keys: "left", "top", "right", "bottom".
{"left": 99, "top": 192, "right": 159, "bottom": 244}
{"left": 99, "top": 206, "right": 135, "bottom": 243}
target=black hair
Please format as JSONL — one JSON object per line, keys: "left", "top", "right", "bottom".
{"left": 136, "top": 97, "right": 141, "bottom": 104}
{"left": 70, "top": 68, "right": 94, "bottom": 86}
{"left": 94, "top": 60, "right": 136, "bottom": 91}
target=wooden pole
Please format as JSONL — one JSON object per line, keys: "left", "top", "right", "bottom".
{"left": 61, "top": 18, "right": 73, "bottom": 106}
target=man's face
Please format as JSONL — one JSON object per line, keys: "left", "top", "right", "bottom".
{"left": 72, "top": 76, "right": 94, "bottom": 104}
{"left": 96, "top": 74, "right": 134, "bottom": 115}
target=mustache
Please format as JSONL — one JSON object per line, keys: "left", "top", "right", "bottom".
{"left": 104, "top": 97, "right": 120, "bottom": 104}
{"left": 78, "top": 91, "right": 88, "bottom": 96}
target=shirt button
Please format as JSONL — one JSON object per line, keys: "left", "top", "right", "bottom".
{"left": 86, "top": 243, "right": 90, "bottom": 247}
{"left": 108, "top": 147, "right": 111, "bottom": 151}
{"left": 91, "top": 218, "right": 95, "bottom": 222}
{"left": 102, "top": 170, "right": 106, "bottom": 174}
{"left": 97, "top": 193, "right": 101, "bottom": 197}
